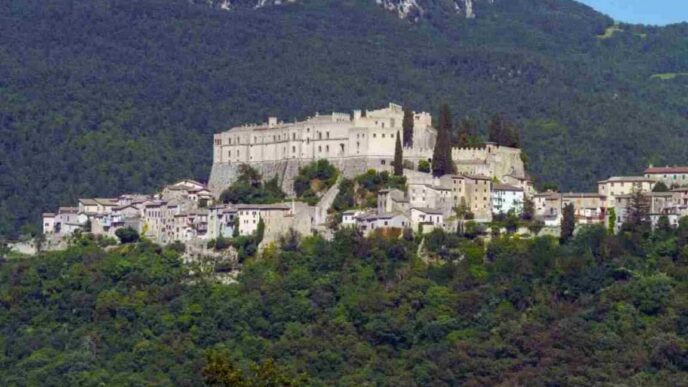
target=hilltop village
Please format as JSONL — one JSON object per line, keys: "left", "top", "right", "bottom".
{"left": 41, "top": 103, "right": 688, "bottom": 254}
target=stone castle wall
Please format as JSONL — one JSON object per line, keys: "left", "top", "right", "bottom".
{"left": 209, "top": 157, "right": 395, "bottom": 197}
{"left": 452, "top": 144, "right": 525, "bottom": 180}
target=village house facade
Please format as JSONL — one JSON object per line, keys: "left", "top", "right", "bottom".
{"left": 644, "top": 166, "right": 688, "bottom": 187}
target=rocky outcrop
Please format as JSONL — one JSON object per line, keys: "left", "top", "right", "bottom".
{"left": 189, "top": 0, "right": 296, "bottom": 11}
{"left": 191, "top": 0, "right": 495, "bottom": 20}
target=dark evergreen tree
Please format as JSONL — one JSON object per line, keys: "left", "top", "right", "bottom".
{"left": 432, "top": 104, "right": 455, "bottom": 177}
{"left": 653, "top": 182, "right": 669, "bottom": 192}
{"left": 521, "top": 197, "right": 535, "bottom": 221}
{"left": 402, "top": 107, "right": 414, "bottom": 147}
{"left": 456, "top": 117, "right": 476, "bottom": 148}
{"left": 624, "top": 189, "right": 651, "bottom": 233}
{"left": 560, "top": 203, "right": 575, "bottom": 244}
{"left": 393, "top": 131, "right": 403, "bottom": 176}
{"left": 656, "top": 214, "right": 672, "bottom": 234}
{"left": 488, "top": 113, "right": 505, "bottom": 145}
{"left": 488, "top": 113, "right": 520, "bottom": 148}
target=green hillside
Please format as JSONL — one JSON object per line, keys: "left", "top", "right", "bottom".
{"left": 1, "top": 226, "right": 688, "bottom": 384}
{"left": 1, "top": 0, "right": 688, "bottom": 236}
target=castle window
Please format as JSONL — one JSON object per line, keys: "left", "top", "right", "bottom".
{"left": 373, "top": 133, "right": 377, "bottom": 138}
{"left": 391, "top": 133, "right": 394, "bottom": 138}
{"left": 228, "top": 150, "right": 231, "bottom": 157}
{"left": 381, "top": 160, "right": 386, "bottom": 165}
{"left": 326, "top": 132, "right": 330, "bottom": 139}
{"left": 254, "top": 136, "right": 257, "bottom": 143}
{"left": 340, "top": 143, "right": 345, "bottom": 153}
{"left": 326, "top": 145, "right": 329, "bottom": 153}
{"left": 318, "top": 146, "right": 322, "bottom": 152}
{"left": 292, "top": 146, "right": 296, "bottom": 153}
{"left": 307, "top": 138, "right": 310, "bottom": 145}
{"left": 382, "top": 134, "right": 386, "bottom": 138}
{"left": 318, "top": 132, "right": 322, "bottom": 140}
{"left": 228, "top": 138, "right": 232, "bottom": 145}
{"left": 292, "top": 133, "right": 296, "bottom": 140}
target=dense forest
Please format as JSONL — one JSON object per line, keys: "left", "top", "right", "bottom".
{"left": 2, "top": 221, "right": 688, "bottom": 384}
{"left": 1, "top": 0, "right": 688, "bottom": 236}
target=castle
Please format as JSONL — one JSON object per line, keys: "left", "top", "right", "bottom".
{"left": 208, "top": 102, "right": 526, "bottom": 196}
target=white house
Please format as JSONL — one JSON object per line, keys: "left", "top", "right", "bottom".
{"left": 356, "top": 212, "right": 411, "bottom": 236}
{"left": 491, "top": 184, "right": 524, "bottom": 215}
{"left": 410, "top": 207, "right": 445, "bottom": 234}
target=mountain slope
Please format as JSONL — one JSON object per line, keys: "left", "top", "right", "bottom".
{"left": 1, "top": 0, "right": 687, "bottom": 235}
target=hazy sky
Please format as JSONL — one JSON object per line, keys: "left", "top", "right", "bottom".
{"left": 577, "top": 0, "right": 688, "bottom": 25}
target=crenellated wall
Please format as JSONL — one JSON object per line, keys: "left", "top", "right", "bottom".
{"left": 452, "top": 143, "right": 525, "bottom": 180}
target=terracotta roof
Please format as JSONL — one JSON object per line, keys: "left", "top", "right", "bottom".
{"left": 598, "top": 176, "right": 655, "bottom": 184}
{"left": 562, "top": 193, "right": 605, "bottom": 199}
{"left": 645, "top": 166, "right": 688, "bottom": 174}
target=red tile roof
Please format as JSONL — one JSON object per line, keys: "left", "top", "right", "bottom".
{"left": 645, "top": 166, "right": 688, "bottom": 174}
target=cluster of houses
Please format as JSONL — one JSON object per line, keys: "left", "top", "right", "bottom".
{"left": 341, "top": 165, "right": 688, "bottom": 236}
{"left": 41, "top": 101, "right": 688, "bottom": 246}
{"left": 42, "top": 180, "right": 312, "bottom": 247}
{"left": 42, "top": 163, "right": 688, "bottom": 247}
{"left": 342, "top": 170, "right": 531, "bottom": 235}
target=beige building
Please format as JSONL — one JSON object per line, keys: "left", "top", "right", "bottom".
{"left": 436, "top": 174, "right": 492, "bottom": 222}
{"left": 614, "top": 191, "right": 681, "bottom": 230}
{"left": 597, "top": 176, "right": 656, "bottom": 207}
{"left": 644, "top": 166, "right": 688, "bottom": 188}
{"left": 562, "top": 193, "right": 607, "bottom": 225}
{"left": 534, "top": 192, "right": 562, "bottom": 227}
{"left": 212, "top": 103, "right": 436, "bottom": 168}
{"left": 408, "top": 183, "right": 452, "bottom": 213}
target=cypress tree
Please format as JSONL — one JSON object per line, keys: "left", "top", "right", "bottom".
{"left": 402, "top": 107, "right": 414, "bottom": 147}
{"left": 560, "top": 203, "right": 575, "bottom": 244}
{"left": 432, "top": 104, "right": 455, "bottom": 177}
{"left": 393, "top": 131, "right": 403, "bottom": 176}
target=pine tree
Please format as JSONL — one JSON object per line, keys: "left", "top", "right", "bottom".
{"left": 402, "top": 107, "right": 414, "bottom": 147}
{"left": 560, "top": 203, "right": 575, "bottom": 244}
{"left": 393, "top": 131, "right": 403, "bottom": 176}
{"left": 624, "top": 189, "right": 651, "bottom": 233}
{"left": 432, "top": 104, "right": 455, "bottom": 177}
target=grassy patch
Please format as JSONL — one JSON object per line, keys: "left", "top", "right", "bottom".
{"left": 650, "top": 73, "right": 688, "bottom": 80}
{"left": 597, "top": 24, "right": 623, "bottom": 39}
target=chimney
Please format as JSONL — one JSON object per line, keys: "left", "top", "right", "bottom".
{"left": 353, "top": 109, "right": 362, "bottom": 120}
{"left": 268, "top": 117, "right": 277, "bottom": 127}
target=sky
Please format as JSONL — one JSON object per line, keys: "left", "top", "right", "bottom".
{"left": 576, "top": 0, "right": 688, "bottom": 25}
